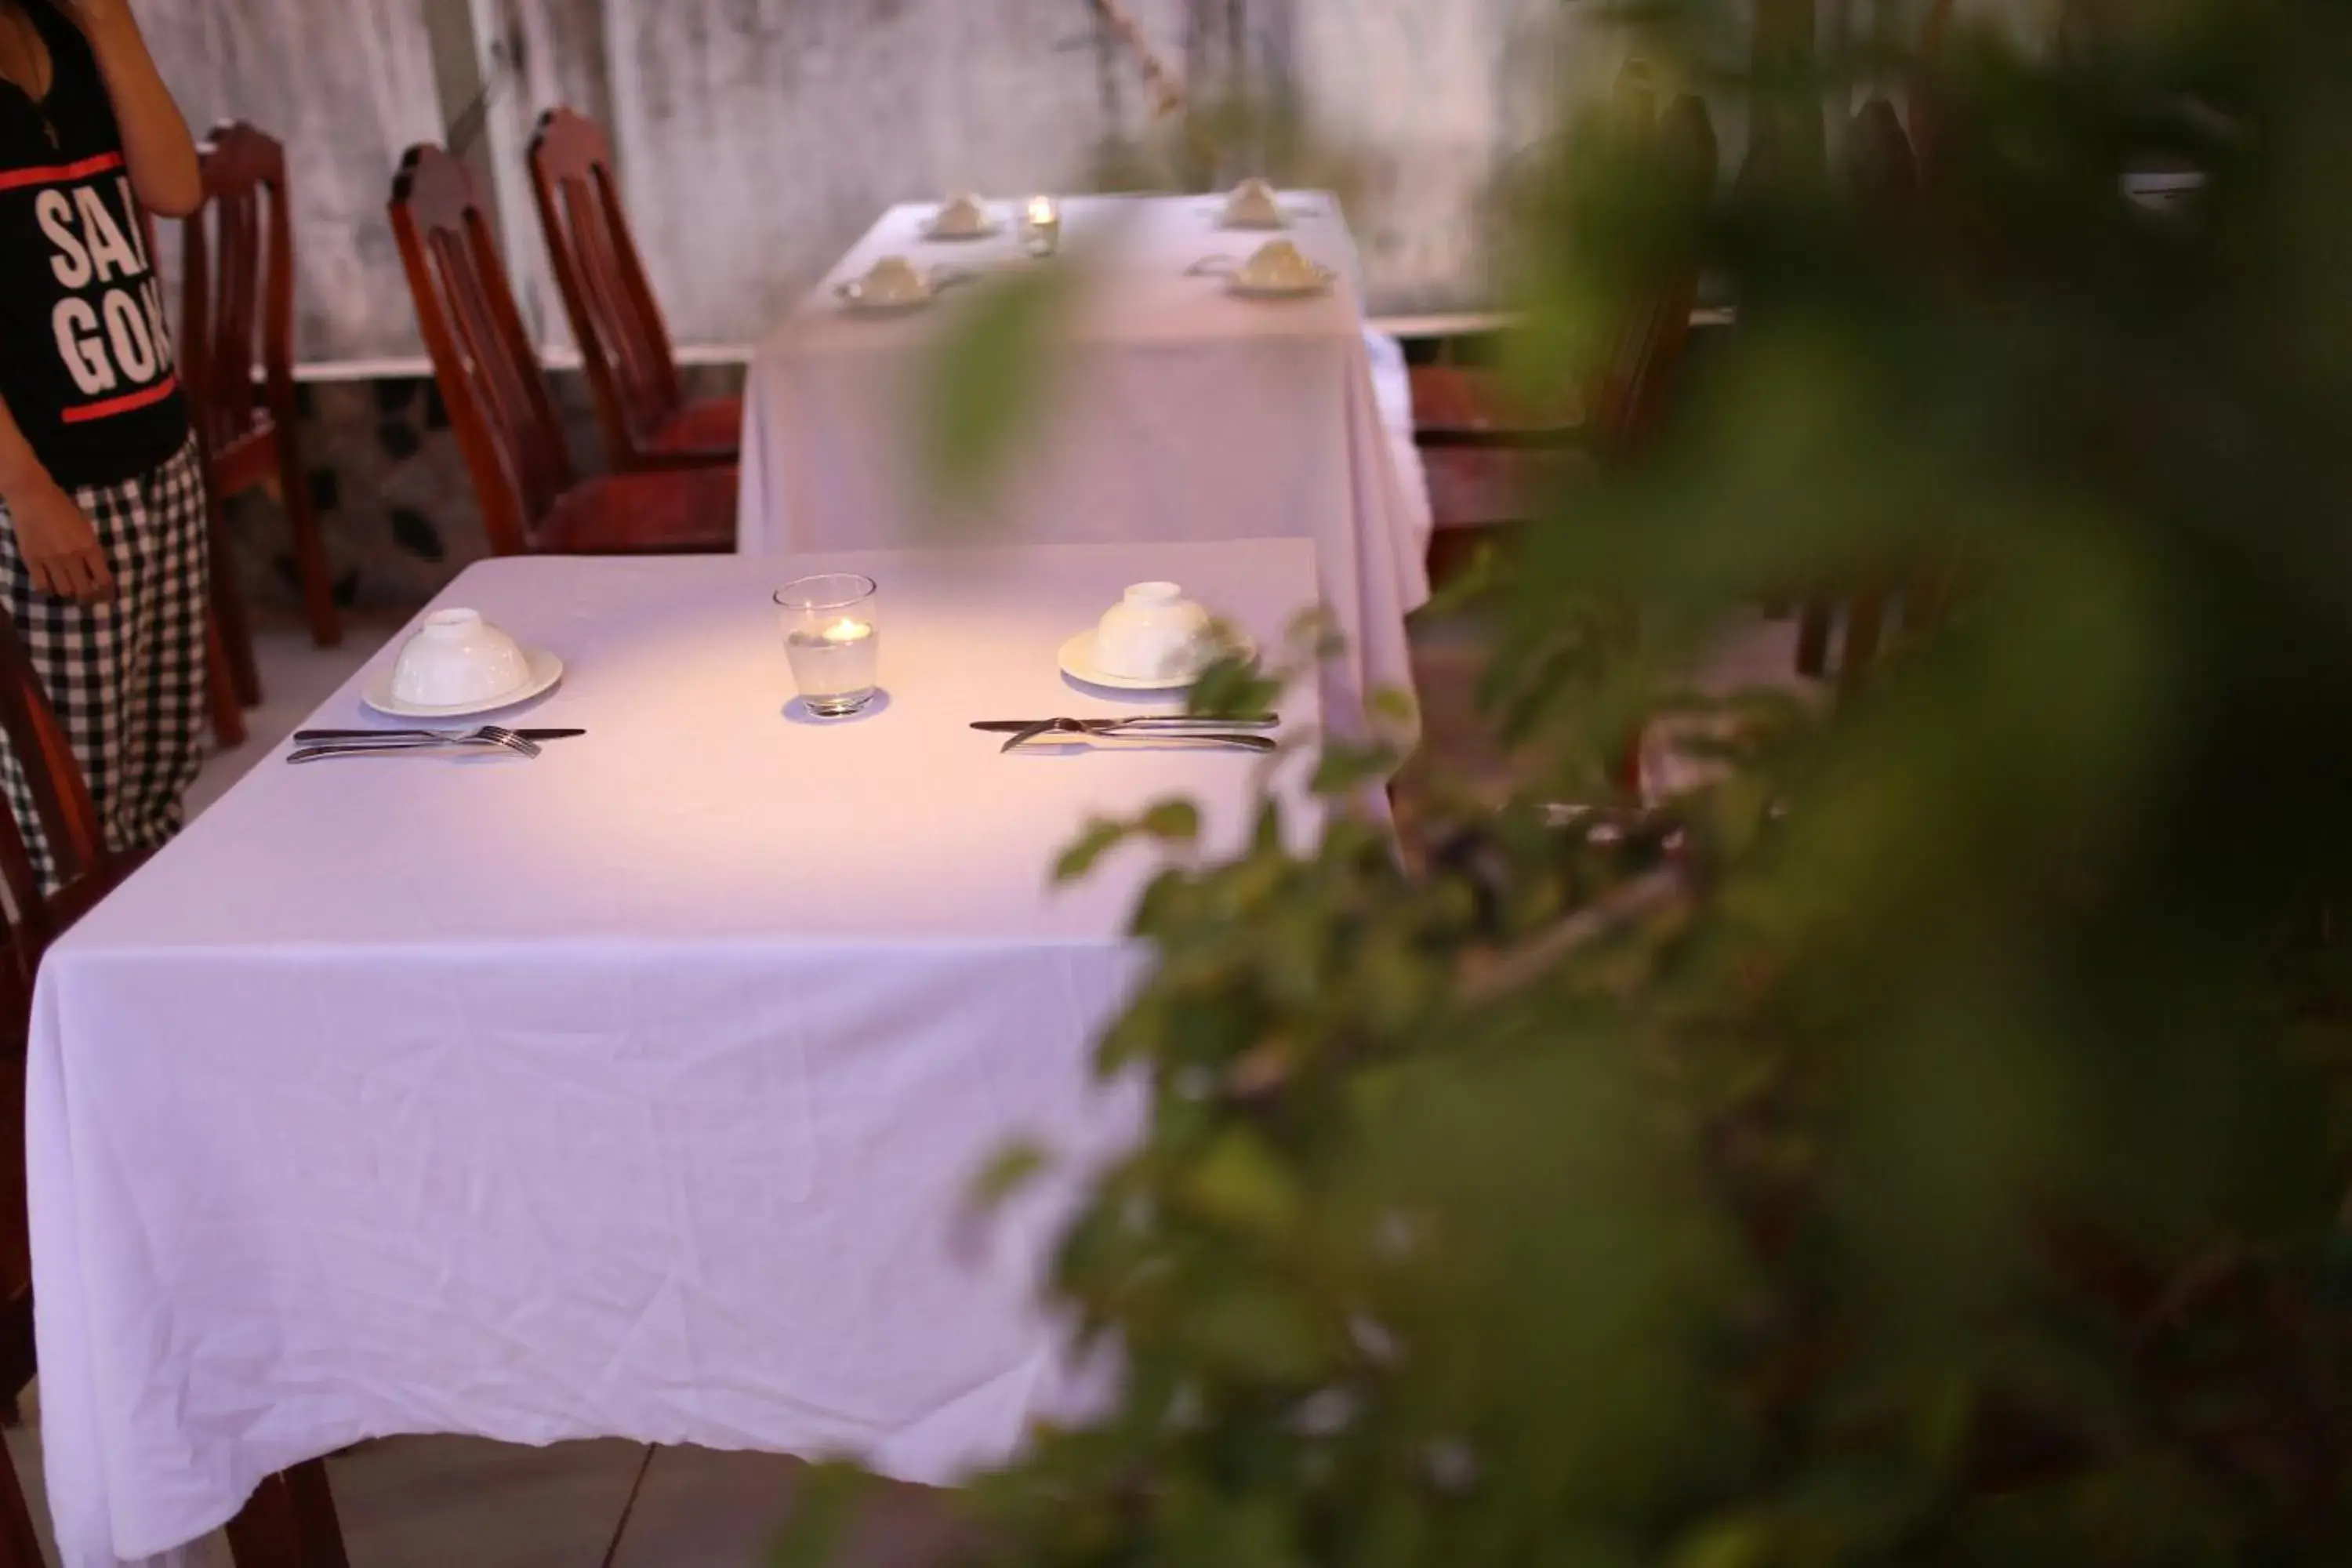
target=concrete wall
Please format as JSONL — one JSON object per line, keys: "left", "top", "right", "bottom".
{"left": 140, "top": 0, "right": 1593, "bottom": 362}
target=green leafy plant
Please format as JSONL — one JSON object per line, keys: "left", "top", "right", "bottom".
{"left": 782, "top": 2, "right": 2352, "bottom": 1562}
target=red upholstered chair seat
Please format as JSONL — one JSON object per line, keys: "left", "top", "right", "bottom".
{"left": 537, "top": 466, "right": 738, "bottom": 555}
{"left": 646, "top": 396, "right": 742, "bottom": 463}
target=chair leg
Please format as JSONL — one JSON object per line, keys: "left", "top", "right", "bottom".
{"left": 271, "top": 432, "right": 340, "bottom": 649}
{"left": 205, "top": 609, "right": 247, "bottom": 750}
{"left": 0, "top": 1436, "right": 45, "bottom": 1568}
{"left": 208, "top": 498, "right": 263, "bottom": 708}
{"left": 286, "top": 1458, "right": 350, "bottom": 1568}
{"left": 1795, "top": 599, "right": 1833, "bottom": 678}
{"left": 225, "top": 1460, "right": 348, "bottom": 1568}
{"left": 1838, "top": 584, "right": 1888, "bottom": 707}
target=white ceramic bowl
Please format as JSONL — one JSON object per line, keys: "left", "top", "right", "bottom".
{"left": 933, "top": 193, "right": 990, "bottom": 236}
{"left": 851, "top": 255, "right": 929, "bottom": 306}
{"left": 1223, "top": 178, "right": 1284, "bottom": 228}
{"left": 390, "top": 608, "right": 531, "bottom": 708}
{"left": 1238, "top": 239, "right": 1321, "bottom": 291}
{"left": 1094, "top": 583, "right": 1212, "bottom": 681}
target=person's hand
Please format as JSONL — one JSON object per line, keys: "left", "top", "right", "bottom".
{"left": 7, "top": 475, "right": 114, "bottom": 604}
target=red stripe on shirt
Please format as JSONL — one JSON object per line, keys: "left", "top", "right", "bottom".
{"left": 61, "top": 373, "right": 178, "bottom": 425}
{"left": 0, "top": 151, "right": 126, "bottom": 194}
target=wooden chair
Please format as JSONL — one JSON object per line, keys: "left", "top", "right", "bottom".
{"left": 180, "top": 123, "right": 339, "bottom": 661}
{"left": 0, "top": 608, "right": 350, "bottom": 1568}
{"left": 1795, "top": 100, "right": 1931, "bottom": 702}
{"left": 389, "top": 143, "right": 734, "bottom": 557}
{"left": 0, "top": 894, "right": 45, "bottom": 1568}
{"left": 1410, "top": 91, "right": 1715, "bottom": 579}
{"left": 527, "top": 108, "right": 739, "bottom": 472}
{"left": 1908, "top": 0, "right": 1958, "bottom": 192}
{"left": 0, "top": 604, "right": 83, "bottom": 1567}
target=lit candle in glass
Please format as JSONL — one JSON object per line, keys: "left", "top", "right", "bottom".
{"left": 776, "top": 575, "right": 881, "bottom": 717}
{"left": 1021, "top": 194, "right": 1061, "bottom": 257}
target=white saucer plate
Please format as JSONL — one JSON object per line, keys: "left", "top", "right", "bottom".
{"left": 1057, "top": 629, "right": 1258, "bottom": 692}
{"left": 834, "top": 281, "right": 934, "bottom": 316}
{"left": 1226, "top": 267, "right": 1337, "bottom": 300}
{"left": 920, "top": 216, "right": 1004, "bottom": 241}
{"left": 362, "top": 646, "right": 564, "bottom": 719}
{"left": 1209, "top": 204, "right": 1318, "bottom": 230}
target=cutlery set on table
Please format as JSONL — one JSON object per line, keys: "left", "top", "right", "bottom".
{"left": 286, "top": 727, "right": 580, "bottom": 764}
{"left": 285, "top": 716, "right": 1279, "bottom": 764}
{"left": 978, "top": 714, "right": 1277, "bottom": 753}
{"left": 294, "top": 580, "right": 1282, "bottom": 763}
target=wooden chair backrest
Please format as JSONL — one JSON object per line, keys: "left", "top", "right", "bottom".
{"left": 1849, "top": 96, "right": 1919, "bottom": 216}
{"left": 527, "top": 108, "right": 684, "bottom": 463}
{"left": 1909, "top": 0, "right": 1958, "bottom": 189}
{"left": 388, "top": 143, "right": 572, "bottom": 557}
{"left": 180, "top": 122, "right": 297, "bottom": 459}
{"left": 1588, "top": 93, "right": 1715, "bottom": 465}
{"left": 1798, "top": 101, "right": 1935, "bottom": 699}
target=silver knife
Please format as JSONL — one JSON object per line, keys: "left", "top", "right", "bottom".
{"left": 970, "top": 714, "right": 1277, "bottom": 734}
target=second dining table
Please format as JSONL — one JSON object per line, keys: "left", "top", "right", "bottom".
{"left": 734, "top": 192, "right": 1430, "bottom": 734}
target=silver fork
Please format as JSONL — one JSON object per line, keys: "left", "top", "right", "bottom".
{"left": 1001, "top": 719, "right": 1276, "bottom": 754}
{"left": 287, "top": 726, "right": 542, "bottom": 764}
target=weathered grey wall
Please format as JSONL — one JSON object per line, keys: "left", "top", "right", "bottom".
{"left": 135, "top": 0, "right": 2067, "bottom": 364}
{"left": 139, "top": 0, "right": 1599, "bottom": 360}
{"left": 593, "top": 0, "right": 1583, "bottom": 337}
{"left": 140, "top": 0, "right": 443, "bottom": 361}
{"left": 597, "top": 0, "right": 1192, "bottom": 342}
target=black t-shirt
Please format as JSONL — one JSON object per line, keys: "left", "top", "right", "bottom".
{"left": 0, "top": 0, "right": 186, "bottom": 491}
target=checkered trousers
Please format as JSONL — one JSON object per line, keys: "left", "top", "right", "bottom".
{"left": 0, "top": 434, "right": 209, "bottom": 889}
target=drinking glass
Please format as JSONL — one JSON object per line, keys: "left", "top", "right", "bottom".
{"left": 775, "top": 574, "right": 880, "bottom": 717}
{"left": 1021, "top": 194, "right": 1062, "bottom": 257}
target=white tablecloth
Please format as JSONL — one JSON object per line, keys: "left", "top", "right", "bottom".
{"left": 30, "top": 540, "right": 1323, "bottom": 1566}
{"left": 735, "top": 195, "right": 1430, "bottom": 731}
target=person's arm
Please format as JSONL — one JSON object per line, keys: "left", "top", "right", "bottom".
{"left": 0, "top": 393, "right": 114, "bottom": 603}
{"left": 55, "top": 2, "right": 201, "bottom": 217}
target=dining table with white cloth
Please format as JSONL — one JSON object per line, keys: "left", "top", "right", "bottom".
{"left": 27, "top": 538, "right": 1323, "bottom": 1568}
{"left": 735, "top": 193, "right": 1431, "bottom": 732}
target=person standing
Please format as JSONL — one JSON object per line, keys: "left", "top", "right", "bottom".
{"left": 0, "top": 0, "right": 205, "bottom": 884}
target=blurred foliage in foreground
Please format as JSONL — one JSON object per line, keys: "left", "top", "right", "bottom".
{"left": 788, "top": 1, "right": 2352, "bottom": 1563}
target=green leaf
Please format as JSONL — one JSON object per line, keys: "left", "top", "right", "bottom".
{"left": 1668, "top": 1518, "right": 1777, "bottom": 1568}
{"left": 1310, "top": 743, "right": 1399, "bottom": 796}
{"left": 766, "top": 1461, "right": 871, "bottom": 1568}
{"left": 1368, "top": 685, "right": 1418, "bottom": 731}
{"left": 1187, "top": 656, "right": 1283, "bottom": 718}
{"left": 913, "top": 264, "right": 1083, "bottom": 514}
{"left": 1282, "top": 606, "right": 1345, "bottom": 662}
{"left": 1185, "top": 1127, "right": 1304, "bottom": 1236}
{"left": 969, "top": 1141, "right": 1052, "bottom": 1210}
{"left": 1141, "top": 799, "right": 1203, "bottom": 843}
{"left": 1055, "top": 817, "right": 1129, "bottom": 883}
{"left": 1189, "top": 1280, "right": 1325, "bottom": 1381}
